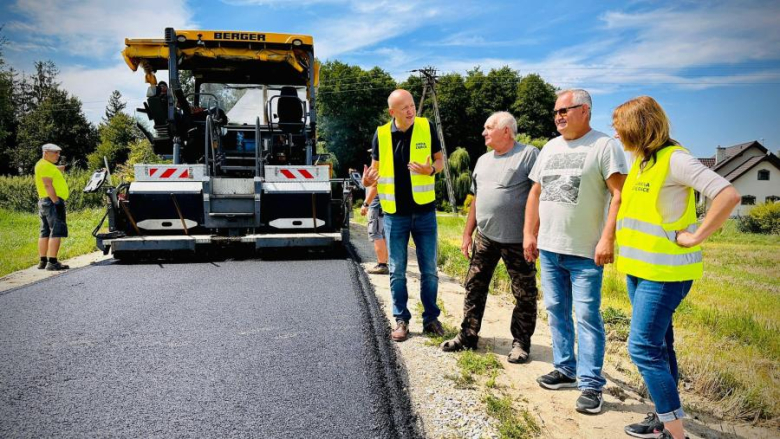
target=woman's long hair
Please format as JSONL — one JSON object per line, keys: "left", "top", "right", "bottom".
{"left": 612, "top": 96, "right": 679, "bottom": 167}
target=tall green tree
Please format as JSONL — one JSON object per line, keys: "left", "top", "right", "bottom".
{"left": 88, "top": 112, "right": 141, "bottom": 170}
{"left": 316, "top": 61, "right": 396, "bottom": 174}
{"left": 0, "top": 28, "right": 17, "bottom": 175}
{"left": 103, "top": 90, "right": 127, "bottom": 122}
{"left": 14, "top": 88, "right": 96, "bottom": 173}
{"left": 514, "top": 73, "right": 558, "bottom": 139}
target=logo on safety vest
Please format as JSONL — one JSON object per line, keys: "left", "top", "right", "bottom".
{"left": 415, "top": 142, "right": 427, "bottom": 149}
{"left": 632, "top": 182, "right": 651, "bottom": 193}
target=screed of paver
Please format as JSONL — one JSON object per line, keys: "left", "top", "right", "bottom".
{"left": 356, "top": 224, "right": 776, "bottom": 439}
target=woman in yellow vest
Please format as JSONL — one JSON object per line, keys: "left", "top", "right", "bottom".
{"left": 612, "top": 96, "right": 739, "bottom": 439}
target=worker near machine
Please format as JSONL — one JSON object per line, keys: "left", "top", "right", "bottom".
{"left": 440, "top": 111, "right": 539, "bottom": 364}
{"left": 34, "top": 143, "right": 70, "bottom": 271}
{"left": 362, "top": 89, "right": 445, "bottom": 342}
{"left": 360, "top": 179, "right": 390, "bottom": 275}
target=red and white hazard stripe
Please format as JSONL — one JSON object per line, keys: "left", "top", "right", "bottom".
{"left": 278, "top": 168, "right": 315, "bottom": 179}
{"left": 147, "top": 167, "right": 191, "bottom": 179}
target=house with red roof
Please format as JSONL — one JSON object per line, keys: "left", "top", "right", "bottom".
{"left": 697, "top": 141, "right": 780, "bottom": 216}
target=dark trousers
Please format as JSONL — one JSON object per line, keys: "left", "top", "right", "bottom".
{"left": 460, "top": 232, "right": 538, "bottom": 350}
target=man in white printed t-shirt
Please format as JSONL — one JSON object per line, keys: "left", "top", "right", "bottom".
{"left": 523, "top": 89, "right": 628, "bottom": 415}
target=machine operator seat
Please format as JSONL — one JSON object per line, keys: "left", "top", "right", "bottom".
{"left": 276, "top": 86, "right": 304, "bottom": 135}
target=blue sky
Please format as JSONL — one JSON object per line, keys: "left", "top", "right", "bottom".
{"left": 2, "top": 0, "right": 780, "bottom": 158}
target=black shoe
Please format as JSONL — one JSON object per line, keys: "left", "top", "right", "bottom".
{"left": 422, "top": 320, "right": 445, "bottom": 337}
{"left": 575, "top": 389, "right": 603, "bottom": 414}
{"left": 45, "top": 262, "right": 70, "bottom": 271}
{"left": 536, "top": 370, "right": 577, "bottom": 390}
{"left": 625, "top": 412, "right": 664, "bottom": 438}
{"left": 37, "top": 260, "right": 48, "bottom": 269}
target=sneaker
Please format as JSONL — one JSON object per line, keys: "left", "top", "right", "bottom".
{"left": 45, "top": 262, "right": 70, "bottom": 271}
{"left": 37, "top": 260, "right": 48, "bottom": 269}
{"left": 391, "top": 321, "right": 409, "bottom": 342}
{"left": 657, "top": 429, "right": 689, "bottom": 439}
{"left": 536, "top": 370, "right": 577, "bottom": 390}
{"left": 367, "top": 263, "right": 389, "bottom": 275}
{"left": 507, "top": 342, "right": 529, "bottom": 364}
{"left": 423, "top": 320, "right": 445, "bottom": 337}
{"left": 575, "top": 389, "right": 603, "bottom": 414}
{"left": 625, "top": 412, "right": 664, "bottom": 438}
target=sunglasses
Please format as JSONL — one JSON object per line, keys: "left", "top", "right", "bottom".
{"left": 553, "top": 104, "right": 584, "bottom": 117}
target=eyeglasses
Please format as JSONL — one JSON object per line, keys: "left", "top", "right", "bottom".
{"left": 553, "top": 104, "right": 584, "bottom": 117}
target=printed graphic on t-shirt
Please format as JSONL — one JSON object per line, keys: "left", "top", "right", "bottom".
{"left": 540, "top": 153, "right": 587, "bottom": 204}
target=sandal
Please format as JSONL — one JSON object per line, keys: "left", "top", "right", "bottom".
{"left": 440, "top": 334, "right": 476, "bottom": 352}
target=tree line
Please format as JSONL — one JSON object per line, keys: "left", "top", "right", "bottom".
{"left": 317, "top": 61, "right": 558, "bottom": 175}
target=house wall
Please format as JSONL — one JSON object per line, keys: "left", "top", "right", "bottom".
{"left": 705, "top": 164, "right": 780, "bottom": 216}
{"left": 714, "top": 146, "right": 765, "bottom": 176}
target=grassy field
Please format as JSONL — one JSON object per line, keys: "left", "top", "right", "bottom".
{"left": 355, "top": 211, "right": 780, "bottom": 425}
{"left": 0, "top": 208, "right": 106, "bottom": 277}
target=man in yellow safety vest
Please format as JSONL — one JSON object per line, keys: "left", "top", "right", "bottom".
{"left": 362, "top": 89, "right": 445, "bottom": 342}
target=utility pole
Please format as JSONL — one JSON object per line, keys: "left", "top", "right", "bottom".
{"left": 415, "top": 67, "right": 458, "bottom": 214}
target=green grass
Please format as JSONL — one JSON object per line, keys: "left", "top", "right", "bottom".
{"left": 0, "top": 207, "right": 106, "bottom": 277}
{"left": 484, "top": 394, "right": 541, "bottom": 438}
{"left": 431, "top": 216, "right": 779, "bottom": 425}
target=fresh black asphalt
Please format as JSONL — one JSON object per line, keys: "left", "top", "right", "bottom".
{"left": 0, "top": 233, "right": 419, "bottom": 438}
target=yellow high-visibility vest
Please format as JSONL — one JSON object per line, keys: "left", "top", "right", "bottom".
{"left": 376, "top": 117, "right": 435, "bottom": 214}
{"left": 616, "top": 146, "right": 703, "bottom": 281}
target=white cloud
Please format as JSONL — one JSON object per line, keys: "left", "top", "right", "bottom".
{"left": 5, "top": 0, "right": 195, "bottom": 124}
{"left": 408, "top": 2, "right": 780, "bottom": 92}
{"left": 59, "top": 63, "right": 152, "bottom": 122}
{"left": 314, "top": 1, "right": 445, "bottom": 60}
{"left": 8, "top": 0, "right": 195, "bottom": 57}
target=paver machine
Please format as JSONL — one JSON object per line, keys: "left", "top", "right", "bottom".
{"left": 85, "top": 28, "right": 353, "bottom": 259}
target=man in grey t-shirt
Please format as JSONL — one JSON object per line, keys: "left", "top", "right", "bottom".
{"left": 441, "top": 112, "right": 539, "bottom": 364}
{"left": 523, "top": 89, "right": 627, "bottom": 415}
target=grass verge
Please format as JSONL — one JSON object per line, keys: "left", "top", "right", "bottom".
{"left": 0, "top": 207, "right": 105, "bottom": 278}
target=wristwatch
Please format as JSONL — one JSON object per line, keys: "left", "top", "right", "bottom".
{"left": 362, "top": 202, "right": 369, "bottom": 208}
{"left": 429, "top": 167, "right": 436, "bottom": 176}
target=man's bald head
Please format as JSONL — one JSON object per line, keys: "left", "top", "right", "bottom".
{"left": 387, "top": 89, "right": 416, "bottom": 132}
{"left": 388, "top": 89, "right": 413, "bottom": 108}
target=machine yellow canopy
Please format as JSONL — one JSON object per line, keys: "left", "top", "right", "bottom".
{"left": 122, "top": 30, "right": 317, "bottom": 85}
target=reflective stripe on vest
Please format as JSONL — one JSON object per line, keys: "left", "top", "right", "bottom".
{"left": 376, "top": 117, "right": 435, "bottom": 214}
{"left": 616, "top": 145, "right": 703, "bottom": 282}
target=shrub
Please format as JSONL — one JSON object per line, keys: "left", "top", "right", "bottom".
{"left": 0, "top": 169, "right": 103, "bottom": 212}
{"left": 736, "top": 202, "right": 780, "bottom": 234}
{"left": 114, "top": 139, "right": 168, "bottom": 182}
{"left": 0, "top": 174, "right": 37, "bottom": 213}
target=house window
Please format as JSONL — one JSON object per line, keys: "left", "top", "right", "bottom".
{"left": 758, "top": 170, "right": 770, "bottom": 180}
{"left": 767, "top": 196, "right": 780, "bottom": 203}
{"left": 741, "top": 195, "right": 756, "bottom": 205}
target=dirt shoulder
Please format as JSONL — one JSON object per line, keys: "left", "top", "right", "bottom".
{"left": 353, "top": 224, "right": 775, "bottom": 439}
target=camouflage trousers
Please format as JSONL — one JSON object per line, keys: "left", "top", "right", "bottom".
{"left": 460, "top": 232, "right": 538, "bottom": 350}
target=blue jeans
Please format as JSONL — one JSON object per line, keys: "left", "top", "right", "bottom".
{"left": 540, "top": 250, "right": 606, "bottom": 391}
{"left": 383, "top": 209, "right": 440, "bottom": 325}
{"left": 627, "top": 275, "right": 692, "bottom": 422}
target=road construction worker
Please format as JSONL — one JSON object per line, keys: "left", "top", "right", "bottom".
{"left": 35, "top": 143, "right": 70, "bottom": 271}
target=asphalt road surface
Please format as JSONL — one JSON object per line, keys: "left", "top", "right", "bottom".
{"left": 0, "top": 241, "right": 418, "bottom": 437}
